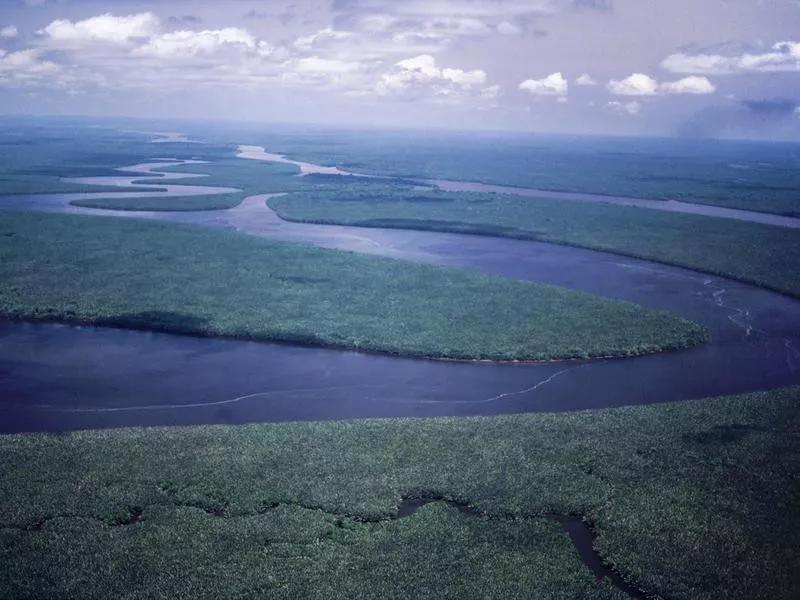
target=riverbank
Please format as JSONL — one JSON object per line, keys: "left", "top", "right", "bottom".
{"left": 0, "top": 210, "right": 705, "bottom": 362}
{"left": 268, "top": 179, "right": 800, "bottom": 299}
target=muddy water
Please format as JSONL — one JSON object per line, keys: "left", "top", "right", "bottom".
{"left": 1, "top": 158, "right": 799, "bottom": 434}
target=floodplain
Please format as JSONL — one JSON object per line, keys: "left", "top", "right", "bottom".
{"left": 1, "top": 117, "right": 798, "bottom": 600}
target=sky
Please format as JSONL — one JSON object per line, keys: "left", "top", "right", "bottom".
{"left": 0, "top": 0, "right": 799, "bottom": 138}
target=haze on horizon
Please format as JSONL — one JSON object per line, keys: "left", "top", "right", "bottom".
{"left": 0, "top": 0, "right": 799, "bottom": 139}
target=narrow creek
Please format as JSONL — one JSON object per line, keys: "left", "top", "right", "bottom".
{"left": 397, "top": 497, "right": 652, "bottom": 600}
{"left": 5, "top": 496, "right": 655, "bottom": 599}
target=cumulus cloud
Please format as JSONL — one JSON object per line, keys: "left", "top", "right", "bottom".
{"left": 659, "top": 76, "right": 716, "bottom": 95}
{"left": 133, "top": 28, "right": 258, "bottom": 59}
{"left": 40, "top": 13, "right": 160, "bottom": 44}
{"left": 292, "top": 15, "right": 490, "bottom": 60}
{"left": 1, "top": 25, "right": 19, "bottom": 39}
{"left": 0, "top": 48, "right": 60, "bottom": 87}
{"left": 294, "top": 56, "right": 365, "bottom": 74}
{"left": 575, "top": 73, "right": 597, "bottom": 86}
{"left": 607, "top": 100, "right": 641, "bottom": 115}
{"left": 329, "top": 0, "right": 563, "bottom": 58}
{"left": 661, "top": 41, "right": 800, "bottom": 75}
{"left": 13, "top": 11, "right": 498, "bottom": 104}
{"left": 607, "top": 73, "right": 658, "bottom": 96}
{"left": 608, "top": 73, "right": 715, "bottom": 96}
{"left": 378, "top": 54, "right": 486, "bottom": 90}
{"left": 519, "top": 72, "right": 568, "bottom": 96}
{"left": 280, "top": 55, "right": 373, "bottom": 90}
{"left": 481, "top": 84, "right": 501, "bottom": 99}
{"left": 2, "top": 12, "right": 358, "bottom": 94}
{"left": 376, "top": 54, "right": 496, "bottom": 104}
{"left": 293, "top": 27, "right": 354, "bottom": 53}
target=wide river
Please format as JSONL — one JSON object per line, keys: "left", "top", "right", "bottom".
{"left": 1, "top": 152, "right": 799, "bottom": 433}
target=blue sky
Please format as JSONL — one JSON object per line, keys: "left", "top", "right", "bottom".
{"left": 0, "top": 0, "right": 799, "bottom": 138}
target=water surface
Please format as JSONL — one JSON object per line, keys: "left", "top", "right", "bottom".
{"left": 1, "top": 155, "right": 799, "bottom": 433}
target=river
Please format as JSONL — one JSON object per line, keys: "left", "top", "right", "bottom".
{"left": 1, "top": 153, "right": 799, "bottom": 434}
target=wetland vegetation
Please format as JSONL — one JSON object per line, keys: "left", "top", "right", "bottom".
{"left": 0, "top": 119, "right": 229, "bottom": 197}
{"left": 70, "top": 159, "right": 305, "bottom": 211}
{"left": 1, "top": 386, "right": 797, "bottom": 600}
{"left": 242, "top": 129, "right": 800, "bottom": 216}
{"left": 0, "top": 210, "right": 706, "bottom": 361}
{"left": 1, "top": 117, "right": 798, "bottom": 600}
{"left": 270, "top": 180, "right": 800, "bottom": 298}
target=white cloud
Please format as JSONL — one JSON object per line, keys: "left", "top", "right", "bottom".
{"left": 661, "top": 41, "right": 800, "bottom": 75}
{"left": 608, "top": 73, "right": 716, "bottom": 96}
{"left": 607, "top": 100, "right": 641, "bottom": 115}
{"left": 7, "top": 11, "right": 505, "bottom": 107}
{"left": 660, "top": 53, "right": 734, "bottom": 75}
{"left": 390, "top": 31, "right": 450, "bottom": 51}
{"left": 290, "top": 20, "right": 459, "bottom": 60}
{"left": 1, "top": 26, "right": 19, "bottom": 39}
{"left": 25, "top": 13, "right": 307, "bottom": 91}
{"left": 133, "top": 28, "right": 256, "bottom": 59}
{"left": 395, "top": 54, "right": 440, "bottom": 78}
{"left": 0, "top": 48, "right": 61, "bottom": 87}
{"left": 575, "top": 73, "right": 597, "bottom": 86}
{"left": 519, "top": 72, "right": 568, "bottom": 96}
{"left": 659, "top": 75, "right": 716, "bottom": 95}
{"left": 293, "top": 27, "right": 354, "bottom": 52}
{"left": 280, "top": 56, "right": 372, "bottom": 90}
{"left": 40, "top": 13, "right": 160, "bottom": 45}
{"left": 358, "top": 15, "right": 398, "bottom": 33}
{"left": 607, "top": 73, "right": 658, "bottom": 96}
{"left": 376, "top": 54, "right": 495, "bottom": 104}
{"left": 0, "top": 49, "right": 58, "bottom": 73}
{"left": 442, "top": 66, "right": 487, "bottom": 86}
{"left": 295, "top": 10, "right": 497, "bottom": 63}
{"left": 481, "top": 84, "right": 501, "bottom": 99}
{"left": 294, "top": 56, "right": 364, "bottom": 74}
{"left": 381, "top": 54, "right": 487, "bottom": 89}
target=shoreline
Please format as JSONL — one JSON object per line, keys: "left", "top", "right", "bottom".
{"left": 0, "top": 314, "right": 706, "bottom": 366}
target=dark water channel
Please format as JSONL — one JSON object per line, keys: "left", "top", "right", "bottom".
{"left": 397, "top": 497, "right": 649, "bottom": 600}
{"left": 1, "top": 159, "right": 799, "bottom": 434}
